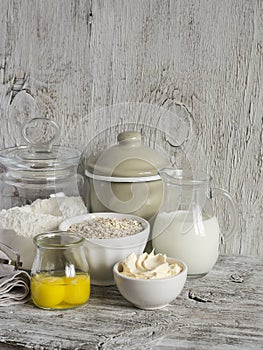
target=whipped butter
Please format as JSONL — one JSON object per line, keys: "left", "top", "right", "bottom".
{"left": 119, "top": 251, "right": 182, "bottom": 279}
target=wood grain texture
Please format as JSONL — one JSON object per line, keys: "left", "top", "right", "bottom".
{"left": 0, "top": 0, "right": 262, "bottom": 255}
{"left": 0, "top": 255, "right": 262, "bottom": 349}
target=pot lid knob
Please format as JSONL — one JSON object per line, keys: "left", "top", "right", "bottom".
{"left": 117, "top": 131, "right": 141, "bottom": 144}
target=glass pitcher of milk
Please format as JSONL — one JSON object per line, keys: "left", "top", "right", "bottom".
{"left": 151, "top": 168, "right": 238, "bottom": 278}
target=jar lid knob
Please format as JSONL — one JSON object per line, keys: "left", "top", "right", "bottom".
{"left": 21, "top": 118, "right": 61, "bottom": 153}
{"left": 117, "top": 131, "right": 141, "bottom": 144}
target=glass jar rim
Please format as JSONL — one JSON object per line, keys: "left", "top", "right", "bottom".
{"left": 33, "top": 231, "right": 85, "bottom": 249}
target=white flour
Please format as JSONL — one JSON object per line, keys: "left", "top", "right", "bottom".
{"left": 0, "top": 195, "right": 88, "bottom": 270}
{"left": 0, "top": 196, "right": 88, "bottom": 238}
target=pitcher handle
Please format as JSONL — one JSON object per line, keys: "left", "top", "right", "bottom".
{"left": 212, "top": 188, "right": 238, "bottom": 242}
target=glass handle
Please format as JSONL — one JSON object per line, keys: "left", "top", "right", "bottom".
{"left": 22, "top": 117, "right": 61, "bottom": 153}
{"left": 213, "top": 187, "right": 238, "bottom": 242}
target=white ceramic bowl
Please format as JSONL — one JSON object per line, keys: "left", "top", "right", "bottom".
{"left": 113, "top": 257, "right": 187, "bottom": 310}
{"left": 59, "top": 212, "right": 150, "bottom": 286}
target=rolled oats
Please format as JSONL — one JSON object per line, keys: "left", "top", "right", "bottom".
{"left": 68, "top": 217, "right": 144, "bottom": 239}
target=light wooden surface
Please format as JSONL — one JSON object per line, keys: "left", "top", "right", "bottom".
{"left": 0, "top": 255, "right": 262, "bottom": 349}
{"left": 0, "top": 0, "right": 262, "bottom": 256}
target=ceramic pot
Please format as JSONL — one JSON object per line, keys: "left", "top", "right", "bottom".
{"left": 84, "top": 131, "right": 171, "bottom": 220}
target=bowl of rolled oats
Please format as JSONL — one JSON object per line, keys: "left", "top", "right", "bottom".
{"left": 59, "top": 212, "right": 150, "bottom": 286}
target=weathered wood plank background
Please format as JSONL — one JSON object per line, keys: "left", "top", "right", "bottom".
{"left": 0, "top": 0, "right": 262, "bottom": 256}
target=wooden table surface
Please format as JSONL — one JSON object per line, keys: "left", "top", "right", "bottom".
{"left": 0, "top": 255, "right": 262, "bottom": 350}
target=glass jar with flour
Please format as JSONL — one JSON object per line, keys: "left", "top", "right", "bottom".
{"left": 0, "top": 118, "right": 87, "bottom": 270}
{"left": 151, "top": 168, "right": 238, "bottom": 278}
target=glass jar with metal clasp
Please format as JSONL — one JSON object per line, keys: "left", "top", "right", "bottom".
{"left": 0, "top": 118, "right": 86, "bottom": 270}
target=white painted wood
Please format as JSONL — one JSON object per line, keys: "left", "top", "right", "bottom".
{"left": 0, "top": 255, "right": 262, "bottom": 349}
{"left": 0, "top": 0, "right": 262, "bottom": 256}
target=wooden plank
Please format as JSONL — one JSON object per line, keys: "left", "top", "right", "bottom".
{"left": 0, "top": 0, "right": 262, "bottom": 256}
{"left": 0, "top": 255, "right": 262, "bottom": 349}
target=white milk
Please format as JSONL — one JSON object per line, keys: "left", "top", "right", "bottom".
{"left": 151, "top": 210, "right": 220, "bottom": 276}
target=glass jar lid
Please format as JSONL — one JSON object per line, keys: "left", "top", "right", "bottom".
{"left": 86, "top": 131, "right": 170, "bottom": 180}
{"left": 0, "top": 118, "right": 81, "bottom": 176}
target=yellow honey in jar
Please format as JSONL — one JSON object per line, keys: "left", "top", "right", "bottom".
{"left": 31, "top": 273, "right": 90, "bottom": 309}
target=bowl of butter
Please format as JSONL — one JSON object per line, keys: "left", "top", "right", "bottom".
{"left": 113, "top": 251, "right": 187, "bottom": 310}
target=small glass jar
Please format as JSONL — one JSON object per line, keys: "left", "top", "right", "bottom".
{"left": 31, "top": 231, "right": 90, "bottom": 310}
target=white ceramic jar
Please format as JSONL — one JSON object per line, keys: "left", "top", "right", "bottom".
{"left": 84, "top": 131, "right": 171, "bottom": 221}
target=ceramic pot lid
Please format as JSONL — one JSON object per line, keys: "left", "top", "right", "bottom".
{"left": 86, "top": 131, "right": 170, "bottom": 180}
{"left": 0, "top": 118, "right": 80, "bottom": 174}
